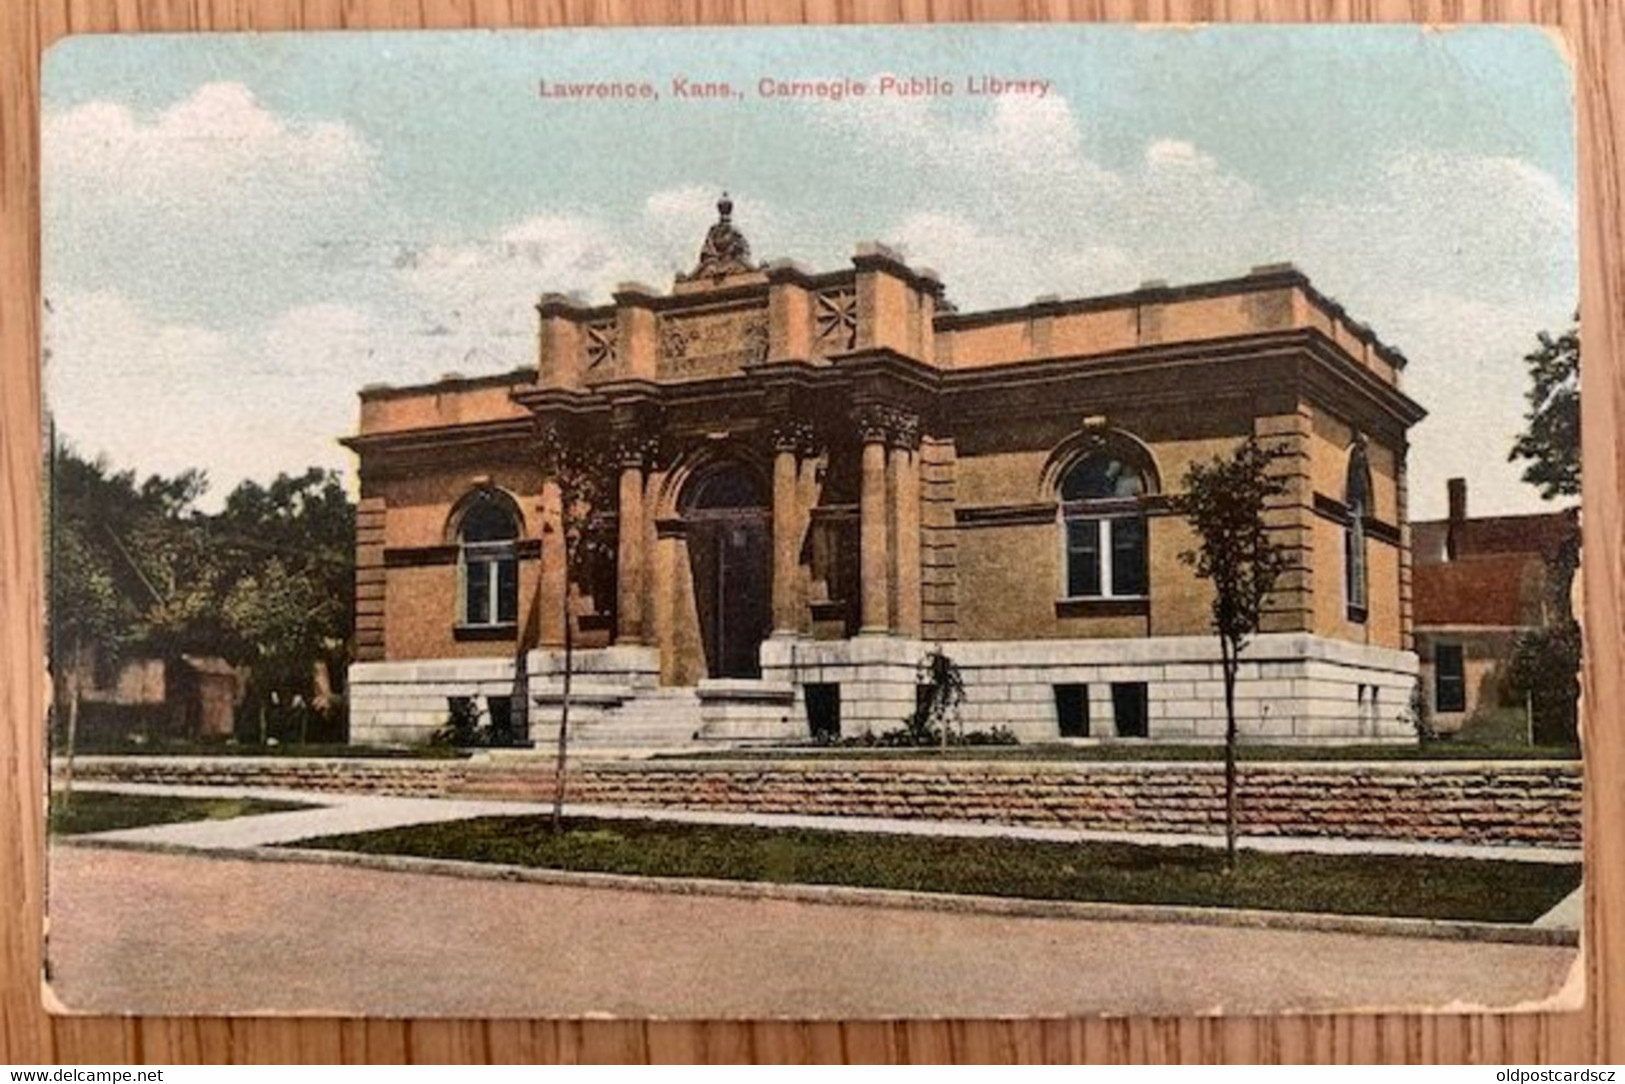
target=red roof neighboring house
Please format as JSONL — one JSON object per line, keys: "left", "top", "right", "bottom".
{"left": 1411, "top": 476, "right": 1574, "bottom": 629}
{"left": 1412, "top": 476, "right": 1577, "bottom": 568}
{"left": 1413, "top": 552, "right": 1548, "bottom": 628}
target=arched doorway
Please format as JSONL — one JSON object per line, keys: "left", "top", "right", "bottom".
{"left": 681, "top": 462, "right": 771, "bottom": 679}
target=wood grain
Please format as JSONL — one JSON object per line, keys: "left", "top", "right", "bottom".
{"left": 3, "top": 0, "right": 1617, "bottom": 1064}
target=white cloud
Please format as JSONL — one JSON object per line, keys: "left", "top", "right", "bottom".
{"left": 388, "top": 213, "right": 662, "bottom": 371}
{"left": 887, "top": 210, "right": 1135, "bottom": 307}
{"left": 1144, "top": 138, "right": 1202, "bottom": 168}
{"left": 45, "top": 82, "right": 375, "bottom": 210}
{"left": 46, "top": 292, "right": 392, "bottom": 509}
{"left": 43, "top": 83, "right": 380, "bottom": 329}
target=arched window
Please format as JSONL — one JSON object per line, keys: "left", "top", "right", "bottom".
{"left": 1344, "top": 442, "right": 1371, "bottom": 621}
{"left": 457, "top": 491, "right": 520, "bottom": 627}
{"left": 1060, "top": 451, "right": 1149, "bottom": 599}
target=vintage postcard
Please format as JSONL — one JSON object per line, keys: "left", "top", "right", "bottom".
{"left": 40, "top": 24, "right": 1583, "bottom": 1018}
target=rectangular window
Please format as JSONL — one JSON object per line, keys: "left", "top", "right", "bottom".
{"left": 1112, "top": 682, "right": 1149, "bottom": 738}
{"left": 1066, "top": 519, "right": 1101, "bottom": 597}
{"left": 496, "top": 555, "right": 518, "bottom": 624}
{"left": 1435, "top": 643, "right": 1466, "bottom": 713}
{"left": 1345, "top": 521, "right": 1368, "bottom": 619}
{"left": 462, "top": 545, "right": 518, "bottom": 628}
{"left": 1110, "top": 517, "right": 1147, "bottom": 597}
{"left": 485, "top": 695, "right": 518, "bottom": 745}
{"left": 1054, "top": 684, "right": 1089, "bottom": 738}
{"left": 1065, "top": 515, "right": 1148, "bottom": 600}
{"left": 464, "top": 559, "right": 492, "bottom": 625}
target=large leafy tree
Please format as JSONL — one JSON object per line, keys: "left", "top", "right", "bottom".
{"left": 1509, "top": 319, "right": 1580, "bottom": 500}
{"left": 49, "top": 450, "right": 142, "bottom": 802}
{"left": 1508, "top": 318, "right": 1582, "bottom": 746}
{"left": 49, "top": 444, "right": 355, "bottom": 747}
{"left": 212, "top": 469, "right": 356, "bottom": 742}
{"left": 1170, "top": 437, "right": 1291, "bottom": 870}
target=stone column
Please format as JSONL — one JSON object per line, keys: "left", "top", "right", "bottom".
{"left": 770, "top": 435, "right": 801, "bottom": 637}
{"left": 537, "top": 477, "right": 567, "bottom": 648}
{"left": 856, "top": 407, "right": 892, "bottom": 636}
{"left": 614, "top": 442, "right": 647, "bottom": 646}
{"left": 890, "top": 420, "right": 923, "bottom": 638}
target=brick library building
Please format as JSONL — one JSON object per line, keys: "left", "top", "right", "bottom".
{"left": 344, "top": 197, "right": 1427, "bottom": 748}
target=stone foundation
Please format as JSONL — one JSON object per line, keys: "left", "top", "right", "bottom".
{"left": 764, "top": 633, "right": 1419, "bottom": 744}
{"left": 352, "top": 633, "right": 1419, "bottom": 748}
{"left": 347, "top": 656, "right": 522, "bottom": 746}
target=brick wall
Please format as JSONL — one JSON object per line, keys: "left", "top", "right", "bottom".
{"left": 68, "top": 756, "right": 1581, "bottom": 847}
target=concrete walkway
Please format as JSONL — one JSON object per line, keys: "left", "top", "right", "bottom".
{"left": 70, "top": 780, "right": 1585, "bottom": 865}
{"left": 1536, "top": 886, "right": 1586, "bottom": 929}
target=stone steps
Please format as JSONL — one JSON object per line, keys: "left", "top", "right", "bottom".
{"left": 531, "top": 685, "right": 705, "bottom": 748}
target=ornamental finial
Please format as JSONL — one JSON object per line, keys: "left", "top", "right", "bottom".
{"left": 681, "top": 192, "right": 756, "bottom": 281}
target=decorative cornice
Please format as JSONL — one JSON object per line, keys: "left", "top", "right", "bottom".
{"left": 340, "top": 417, "right": 534, "bottom": 455}
{"left": 384, "top": 539, "right": 542, "bottom": 568}
{"left": 955, "top": 502, "right": 1057, "bottom": 528}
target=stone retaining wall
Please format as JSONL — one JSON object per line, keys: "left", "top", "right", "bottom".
{"left": 68, "top": 755, "right": 1582, "bottom": 847}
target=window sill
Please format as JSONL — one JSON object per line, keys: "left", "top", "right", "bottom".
{"left": 454, "top": 623, "right": 518, "bottom": 642}
{"left": 1055, "top": 597, "right": 1150, "bottom": 619}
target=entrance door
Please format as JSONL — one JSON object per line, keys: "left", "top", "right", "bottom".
{"left": 683, "top": 464, "right": 771, "bottom": 679}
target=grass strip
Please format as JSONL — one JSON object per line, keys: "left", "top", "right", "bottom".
{"left": 292, "top": 814, "right": 1579, "bottom": 924}
{"left": 50, "top": 790, "right": 315, "bottom": 836}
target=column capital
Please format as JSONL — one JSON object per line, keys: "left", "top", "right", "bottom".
{"left": 851, "top": 401, "right": 919, "bottom": 449}
{"left": 768, "top": 416, "right": 822, "bottom": 458}
{"left": 610, "top": 429, "right": 662, "bottom": 471}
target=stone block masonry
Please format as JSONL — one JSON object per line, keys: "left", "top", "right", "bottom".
{"left": 354, "top": 633, "right": 1419, "bottom": 749}
{"left": 765, "top": 632, "right": 1418, "bottom": 744}
{"left": 68, "top": 756, "right": 1581, "bottom": 848}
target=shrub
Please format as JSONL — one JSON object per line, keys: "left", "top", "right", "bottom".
{"left": 1403, "top": 678, "right": 1437, "bottom": 744}
{"left": 431, "top": 696, "right": 485, "bottom": 748}
{"left": 1505, "top": 621, "right": 1582, "bottom": 746}
{"left": 833, "top": 722, "right": 1019, "bottom": 748}
{"left": 432, "top": 695, "right": 529, "bottom": 749}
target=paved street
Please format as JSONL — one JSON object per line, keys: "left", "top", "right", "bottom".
{"left": 47, "top": 845, "right": 1581, "bottom": 1018}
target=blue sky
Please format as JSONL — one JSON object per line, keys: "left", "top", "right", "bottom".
{"left": 42, "top": 25, "right": 1576, "bottom": 517}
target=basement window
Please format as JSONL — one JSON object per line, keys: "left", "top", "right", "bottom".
{"left": 1054, "top": 684, "right": 1090, "bottom": 738}
{"left": 1112, "top": 682, "right": 1149, "bottom": 738}
{"left": 806, "top": 683, "right": 841, "bottom": 742}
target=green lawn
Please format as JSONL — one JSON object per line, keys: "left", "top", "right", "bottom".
{"left": 292, "top": 815, "right": 1580, "bottom": 924}
{"left": 50, "top": 790, "right": 316, "bottom": 836}
{"left": 656, "top": 741, "right": 1580, "bottom": 763}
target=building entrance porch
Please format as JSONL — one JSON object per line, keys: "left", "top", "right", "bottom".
{"left": 681, "top": 463, "right": 772, "bottom": 681}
